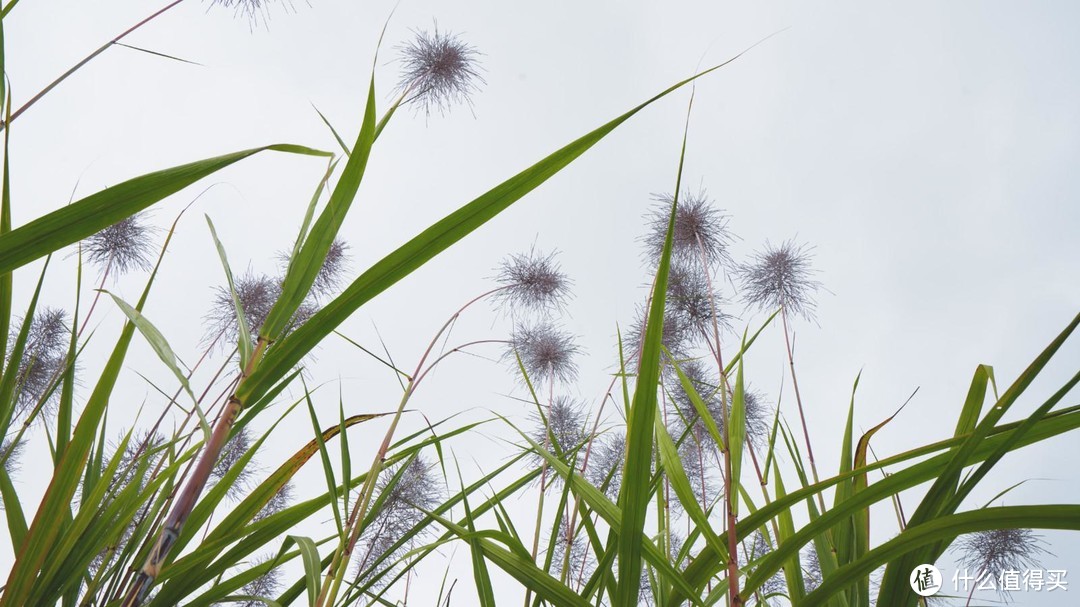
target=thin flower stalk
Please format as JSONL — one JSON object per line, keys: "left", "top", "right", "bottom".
{"left": 1, "top": 0, "right": 188, "bottom": 132}
{"left": 315, "top": 288, "right": 506, "bottom": 607}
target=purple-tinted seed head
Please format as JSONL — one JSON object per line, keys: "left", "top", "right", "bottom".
{"left": 506, "top": 322, "right": 580, "bottom": 385}
{"left": 84, "top": 213, "right": 156, "bottom": 277}
{"left": 396, "top": 23, "right": 484, "bottom": 116}
{"left": 10, "top": 307, "right": 70, "bottom": 422}
{"left": 643, "top": 189, "right": 735, "bottom": 270}
{"left": 528, "top": 395, "right": 588, "bottom": 477}
{"left": 585, "top": 432, "right": 625, "bottom": 501}
{"left": 494, "top": 247, "right": 572, "bottom": 315}
{"left": 954, "top": 528, "right": 1048, "bottom": 599}
{"left": 739, "top": 239, "right": 823, "bottom": 321}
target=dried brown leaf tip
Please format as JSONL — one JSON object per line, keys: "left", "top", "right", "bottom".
{"left": 397, "top": 23, "right": 485, "bottom": 116}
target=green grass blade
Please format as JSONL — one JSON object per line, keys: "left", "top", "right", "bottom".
{"left": 289, "top": 535, "right": 323, "bottom": 606}
{"left": 0, "top": 89, "right": 12, "bottom": 376}
{"left": 615, "top": 141, "right": 679, "bottom": 607}
{"left": 653, "top": 412, "right": 724, "bottom": 557}
{"left": 205, "top": 214, "right": 253, "bottom": 369}
{"left": 0, "top": 144, "right": 330, "bottom": 274}
{"left": 103, "top": 290, "right": 208, "bottom": 439}
{"left": 807, "top": 506, "right": 1080, "bottom": 607}
{"left": 261, "top": 77, "right": 376, "bottom": 342}
{"left": 459, "top": 461, "right": 497, "bottom": 607}
{"left": 729, "top": 335, "right": 747, "bottom": 517}
{"left": 0, "top": 462, "right": 26, "bottom": 548}
{"left": 237, "top": 58, "right": 750, "bottom": 407}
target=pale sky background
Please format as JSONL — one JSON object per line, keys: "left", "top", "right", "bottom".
{"left": 2, "top": 1, "right": 1079, "bottom": 606}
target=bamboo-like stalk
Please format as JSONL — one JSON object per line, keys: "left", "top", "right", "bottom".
{"left": 121, "top": 336, "right": 268, "bottom": 606}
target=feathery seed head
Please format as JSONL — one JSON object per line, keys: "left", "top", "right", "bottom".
{"left": 668, "top": 363, "right": 772, "bottom": 452}
{"left": 741, "top": 388, "right": 774, "bottom": 449}
{"left": 585, "top": 432, "right": 625, "bottom": 501}
{"left": 506, "top": 322, "right": 580, "bottom": 385}
{"left": 494, "top": 247, "right": 572, "bottom": 315}
{"left": 84, "top": 213, "right": 156, "bottom": 277}
{"left": 803, "top": 547, "right": 822, "bottom": 593}
{"left": 668, "top": 359, "right": 723, "bottom": 432}
{"left": 666, "top": 264, "right": 734, "bottom": 339}
{"left": 355, "top": 456, "right": 442, "bottom": 586}
{"left": 739, "top": 239, "right": 822, "bottom": 321}
{"left": 205, "top": 271, "right": 280, "bottom": 347}
{"left": 643, "top": 189, "right": 735, "bottom": 270}
{"left": 529, "top": 396, "right": 588, "bottom": 472}
{"left": 254, "top": 481, "right": 294, "bottom": 522}
{"left": 747, "top": 532, "right": 786, "bottom": 604}
{"left": 10, "top": 307, "right": 71, "bottom": 422}
{"left": 551, "top": 517, "right": 592, "bottom": 587}
{"left": 205, "top": 269, "right": 321, "bottom": 351}
{"left": 954, "top": 528, "right": 1047, "bottom": 598}
{"left": 240, "top": 556, "right": 282, "bottom": 606}
{"left": 278, "top": 238, "right": 351, "bottom": 299}
{"left": 0, "top": 438, "right": 23, "bottom": 477}
{"left": 677, "top": 435, "right": 719, "bottom": 507}
{"left": 397, "top": 24, "right": 484, "bottom": 116}
{"left": 1, "top": 438, "right": 24, "bottom": 510}
{"left": 209, "top": 0, "right": 290, "bottom": 25}
{"left": 628, "top": 304, "right": 693, "bottom": 364}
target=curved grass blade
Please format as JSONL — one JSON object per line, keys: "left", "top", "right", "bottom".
{"left": 0, "top": 144, "right": 330, "bottom": 274}
{"left": 260, "top": 77, "right": 376, "bottom": 343}
{"left": 805, "top": 505, "right": 1080, "bottom": 607}
{"left": 0, "top": 218, "right": 180, "bottom": 606}
{"left": 237, "top": 52, "right": 759, "bottom": 408}
{"left": 205, "top": 215, "right": 253, "bottom": 370}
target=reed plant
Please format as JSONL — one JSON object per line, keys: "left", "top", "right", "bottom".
{"left": 0, "top": 4, "right": 1076, "bottom": 607}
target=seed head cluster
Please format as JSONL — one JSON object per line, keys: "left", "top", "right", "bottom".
{"left": 83, "top": 213, "right": 156, "bottom": 277}
{"left": 644, "top": 190, "right": 735, "bottom": 270}
{"left": 666, "top": 264, "right": 734, "bottom": 339}
{"left": 210, "top": 0, "right": 291, "bottom": 25}
{"left": 494, "top": 247, "right": 572, "bottom": 315}
{"left": 397, "top": 24, "right": 484, "bottom": 116}
{"left": 205, "top": 238, "right": 351, "bottom": 352}
{"left": 506, "top": 322, "right": 580, "bottom": 385}
{"left": 739, "top": 239, "right": 822, "bottom": 321}
{"left": 954, "top": 528, "right": 1047, "bottom": 599}
{"left": 0, "top": 438, "right": 23, "bottom": 510}
{"left": 355, "top": 456, "right": 442, "bottom": 586}
{"left": 529, "top": 395, "right": 587, "bottom": 472}
{"left": 550, "top": 517, "right": 592, "bottom": 588}
{"left": 585, "top": 432, "right": 626, "bottom": 501}
{"left": 746, "top": 532, "right": 786, "bottom": 604}
{"left": 278, "top": 238, "right": 351, "bottom": 300}
{"left": 10, "top": 307, "right": 71, "bottom": 422}
{"left": 210, "top": 427, "right": 255, "bottom": 500}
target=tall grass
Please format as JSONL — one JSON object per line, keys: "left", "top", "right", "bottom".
{"left": 0, "top": 5, "right": 1077, "bottom": 607}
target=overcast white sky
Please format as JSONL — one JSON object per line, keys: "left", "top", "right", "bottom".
{"left": 3, "top": 1, "right": 1079, "bottom": 605}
